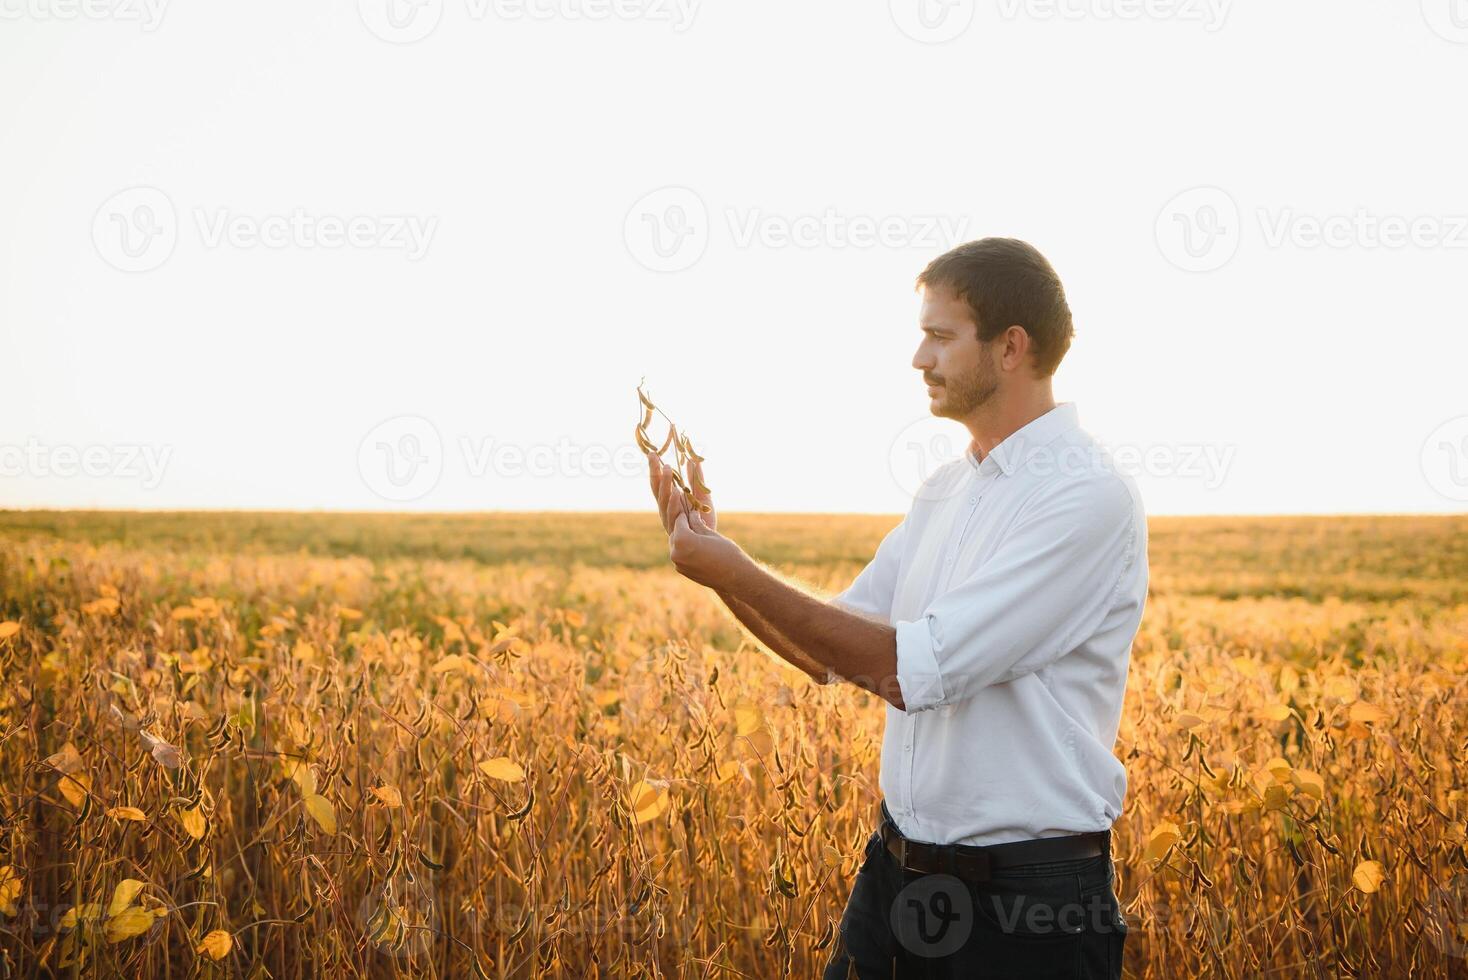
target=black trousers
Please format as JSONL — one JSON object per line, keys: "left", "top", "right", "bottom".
{"left": 822, "top": 829, "right": 1127, "bottom": 979}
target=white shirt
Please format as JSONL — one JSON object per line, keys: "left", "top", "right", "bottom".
{"left": 831, "top": 402, "right": 1148, "bottom": 846}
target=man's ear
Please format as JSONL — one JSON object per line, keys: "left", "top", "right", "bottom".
{"left": 999, "top": 325, "right": 1031, "bottom": 372}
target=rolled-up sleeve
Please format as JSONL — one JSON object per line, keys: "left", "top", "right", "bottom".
{"left": 895, "top": 476, "right": 1137, "bottom": 713}
{"left": 829, "top": 516, "right": 908, "bottom": 623}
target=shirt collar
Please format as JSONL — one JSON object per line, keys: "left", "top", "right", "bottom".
{"left": 965, "top": 402, "right": 1081, "bottom": 477}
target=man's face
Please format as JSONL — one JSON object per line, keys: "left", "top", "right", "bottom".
{"left": 911, "top": 283, "right": 999, "bottom": 420}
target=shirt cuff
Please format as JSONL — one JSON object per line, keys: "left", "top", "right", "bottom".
{"left": 895, "top": 616, "right": 945, "bottom": 712}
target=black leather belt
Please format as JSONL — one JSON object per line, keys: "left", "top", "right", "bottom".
{"left": 878, "top": 801, "right": 1108, "bottom": 882}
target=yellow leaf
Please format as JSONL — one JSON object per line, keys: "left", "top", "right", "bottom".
{"left": 436, "top": 616, "right": 466, "bottom": 643}
{"left": 44, "top": 742, "right": 84, "bottom": 775}
{"left": 1259, "top": 703, "right": 1293, "bottom": 722}
{"left": 1278, "top": 665, "right": 1301, "bottom": 695}
{"left": 105, "top": 906, "right": 156, "bottom": 943}
{"left": 1348, "top": 702, "right": 1387, "bottom": 724}
{"left": 196, "top": 929, "right": 233, "bottom": 960}
{"left": 59, "top": 902, "right": 103, "bottom": 929}
{"left": 107, "top": 806, "right": 147, "bottom": 823}
{"left": 108, "top": 879, "right": 147, "bottom": 918}
{"left": 1231, "top": 656, "right": 1259, "bottom": 677}
{"left": 178, "top": 805, "right": 207, "bottom": 840}
{"left": 1174, "top": 711, "right": 1206, "bottom": 731}
{"left": 1142, "top": 821, "right": 1182, "bottom": 863}
{"left": 1322, "top": 676, "right": 1357, "bottom": 703}
{"left": 371, "top": 785, "right": 403, "bottom": 808}
{"left": 0, "top": 866, "right": 22, "bottom": 917}
{"left": 1264, "top": 757, "right": 1293, "bottom": 783}
{"left": 284, "top": 759, "right": 317, "bottom": 796}
{"left": 1292, "top": 769, "right": 1325, "bottom": 801}
{"left": 738, "top": 727, "right": 775, "bottom": 757}
{"left": 141, "top": 731, "right": 184, "bottom": 769}
{"left": 432, "top": 654, "right": 470, "bottom": 674}
{"left": 1352, "top": 860, "right": 1385, "bottom": 894}
{"left": 58, "top": 773, "right": 90, "bottom": 807}
{"left": 304, "top": 793, "right": 337, "bottom": 834}
{"left": 479, "top": 757, "right": 525, "bottom": 782}
{"left": 733, "top": 702, "right": 763, "bottom": 737}
{"left": 0, "top": 621, "right": 19, "bottom": 640}
{"left": 628, "top": 779, "right": 670, "bottom": 825}
{"left": 480, "top": 687, "right": 532, "bottom": 723}
{"left": 592, "top": 689, "right": 621, "bottom": 708}
{"left": 337, "top": 607, "right": 363, "bottom": 621}
{"left": 171, "top": 605, "right": 200, "bottom": 621}
{"left": 81, "top": 596, "right": 120, "bottom": 616}
{"left": 1223, "top": 798, "right": 1261, "bottom": 816}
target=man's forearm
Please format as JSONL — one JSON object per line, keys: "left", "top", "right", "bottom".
{"left": 722, "top": 554, "right": 906, "bottom": 710}
{"left": 714, "top": 589, "right": 835, "bottom": 686}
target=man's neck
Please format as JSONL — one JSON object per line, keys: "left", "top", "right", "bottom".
{"left": 966, "top": 388, "right": 1058, "bottom": 463}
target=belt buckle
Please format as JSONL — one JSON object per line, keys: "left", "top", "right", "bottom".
{"left": 899, "top": 837, "right": 941, "bottom": 875}
{"left": 895, "top": 835, "right": 927, "bottom": 874}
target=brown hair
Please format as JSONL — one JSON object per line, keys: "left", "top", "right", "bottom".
{"left": 916, "top": 238, "right": 1074, "bottom": 377}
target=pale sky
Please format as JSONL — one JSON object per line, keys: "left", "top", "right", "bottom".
{"left": 3, "top": 1, "right": 1466, "bottom": 515}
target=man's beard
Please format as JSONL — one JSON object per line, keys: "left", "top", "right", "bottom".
{"left": 932, "top": 358, "right": 999, "bottom": 419}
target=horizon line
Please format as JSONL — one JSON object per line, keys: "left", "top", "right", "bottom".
{"left": 1, "top": 506, "right": 1463, "bottom": 520}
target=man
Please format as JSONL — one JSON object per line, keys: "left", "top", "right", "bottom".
{"left": 645, "top": 237, "right": 1146, "bottom": 978}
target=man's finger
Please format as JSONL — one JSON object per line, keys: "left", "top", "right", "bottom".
{"left": 646, "top": 452, "right": 662, "bottom": 513}
{"left": 657, "top": 465, "right": 680, "bottom": 536}
{"left": 646, "top": 452, "right": 661, "bottom": 526}
{"left": 668, "top": 470, "right": 699, "bottom": 532}
{"left": 669, "top": 470, "right": 691, "bottom": 525}
{"left": 689, "top": 457, "right": 714, "bottom": 528}
{"left": 654, "top": 464, "right": 671, "bottom": 533}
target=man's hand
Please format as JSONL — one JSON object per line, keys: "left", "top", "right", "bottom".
{"left": 642, "top": 441, "right": 902, "bottom": 707}
{"left": 645, "top": 448, "right": 749, "bottom": 591}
